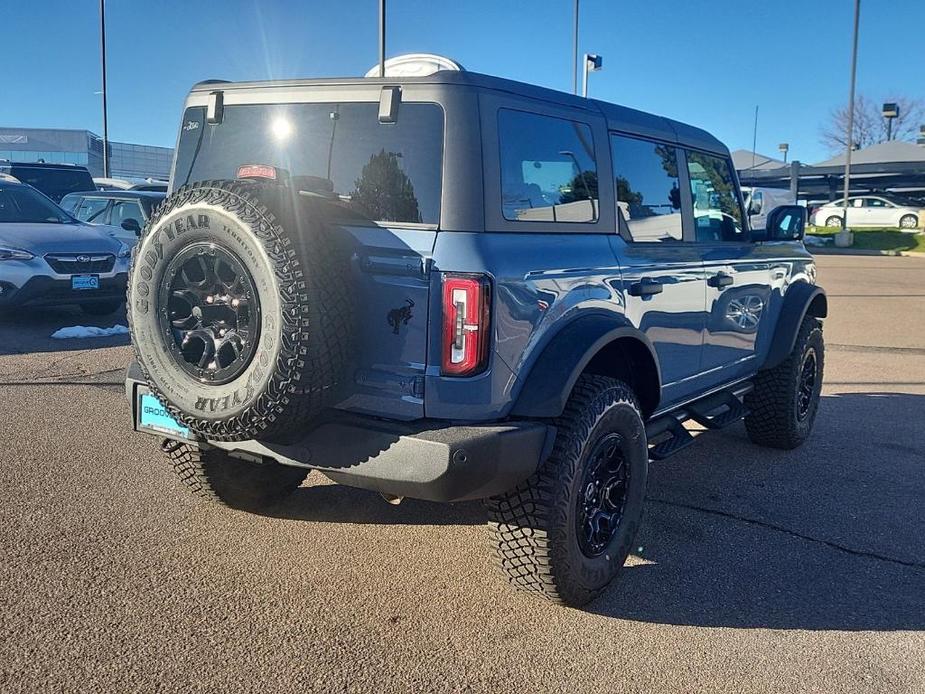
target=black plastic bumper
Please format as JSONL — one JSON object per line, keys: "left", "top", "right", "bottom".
{"left": 0, "top": 274, "right": 127, "bottom": 308}
{"left": 126, "top": 365, "right": 554, "bottom": 503}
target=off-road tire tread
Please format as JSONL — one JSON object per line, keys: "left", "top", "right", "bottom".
{"left": 163, "top": 440, "right": 308, "bottom": 509}
{"left": 744, "top": 316, "right": 824, "bottom": 449}
{"left": 486, "top": 375, "right": 643, "bottom": 606}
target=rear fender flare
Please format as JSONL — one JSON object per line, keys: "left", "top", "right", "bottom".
{"left": 509, "top": 314, "right": 661, "bottom": 418}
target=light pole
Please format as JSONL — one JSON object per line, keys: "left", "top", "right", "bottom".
{"left": 839, "top": 0, "right": 861, "bottom": 245}
{"left": 99, "top": 0, "right": 109, "bottom": 178}
{"left": 582, "top": 54, "right": 602, "bottom": 98}
{"left": 882, "top": 102, "right": 899, "bottom": 141}
{"left": 378, "top": 0, "right": 386, "bottom": 77}
{"left": 572, "top": 0, "right": 580, "bottom": 94}
{"left": 778, "top": 143, "right": 789, "bottom": 164}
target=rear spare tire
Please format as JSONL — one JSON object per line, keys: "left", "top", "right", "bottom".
{"left": 128, "top": 179, "right": 351, "bottom": 442}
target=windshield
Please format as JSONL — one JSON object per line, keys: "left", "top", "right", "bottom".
{"left": 175, "top": 102, "right": 444, "bottom": 225}
{"left": 0, "top": 185, "right": 74, "bottom": 224}
{"left": 9, "top": 165, "right": 95, "bottom": 203}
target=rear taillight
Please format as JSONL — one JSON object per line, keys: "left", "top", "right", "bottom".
{"left": 441, "top": 273, "right": 491, "bottom": 377}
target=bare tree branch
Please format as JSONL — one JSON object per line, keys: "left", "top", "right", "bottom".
{"left": 819, "top": 94, "right": 925, "bottom": 155}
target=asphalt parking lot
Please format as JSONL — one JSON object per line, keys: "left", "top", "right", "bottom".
{"left": 1, "top": 254, "right": 923, "bottom": 693}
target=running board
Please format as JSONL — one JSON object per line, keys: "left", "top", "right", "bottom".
{"left": 645, "top": 383, "right": 753, "bottom": 461}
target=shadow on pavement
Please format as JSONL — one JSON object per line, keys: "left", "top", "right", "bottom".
{"left": 589, "top": 392, "right": 925, "bottom": 630}
{"left": 261, "top": 392, "right": 924, "bottom": 629}
{"left": 0, "top": 305, "right": 129, "bottom": 355}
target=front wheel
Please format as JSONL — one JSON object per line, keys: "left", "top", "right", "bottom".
{"left": 824, "top": 215, "right": 843, "bottom": 228}
{"left": 899, "top": 214, "right": 918, "bottom": 229}
{"left": 486, "top": 375, "right": 648, "bottom": 607}
{"left": 745, "top": 316, "right": 824, "bottom": 449}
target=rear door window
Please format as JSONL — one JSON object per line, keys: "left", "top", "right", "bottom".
{"left": 686, "top": 151, "right": 746, "bottom": 242}
{"left": 498, "top": 109, "right": 598, "bottom": 223}
{"left": 610, "top": 134, "right": 683, "bottom": 242}
{"left": 175, "top": 102, "right": 444, "bottom": 226}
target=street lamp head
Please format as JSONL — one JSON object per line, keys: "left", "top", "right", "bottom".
{"left": 585, "top": 54, "right": 603, "bottom": 71}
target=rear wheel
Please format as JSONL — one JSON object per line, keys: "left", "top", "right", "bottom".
{"left": 745, "top": 316, "right": 824, "bottom": 449}
{"left": 899, "top": 214, "right": 918, "bottom": 229}
{"left": 486, "top": 375, "right": 648, "bottom": 607}
{"left": 163, "top": 440, "right": 308, "bottom": 510}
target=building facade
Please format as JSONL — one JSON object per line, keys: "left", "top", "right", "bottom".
{"left": 0, "top": 127, "right": 173, "bottom": 180}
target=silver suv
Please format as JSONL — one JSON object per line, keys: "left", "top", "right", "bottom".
{"left": 0, "top": 181, "right": 131, "bottom": 315}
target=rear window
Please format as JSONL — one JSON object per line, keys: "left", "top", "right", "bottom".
{"left": 175, "top": 102, "right": 444, "bottom": 226}
{"left": 10, "top": 165, "right": 94, "bottom": 203}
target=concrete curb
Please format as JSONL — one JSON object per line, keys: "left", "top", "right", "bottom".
{"left": 809, "top": 247, "right": 925, "bottom": 258}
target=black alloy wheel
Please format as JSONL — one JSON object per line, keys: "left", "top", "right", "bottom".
{"left": 576, "top": 433, "right": 630, "bottom": 558}
{"left": 159, "top": 243, "right": 261, "bottom": 385}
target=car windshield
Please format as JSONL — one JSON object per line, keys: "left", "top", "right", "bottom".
{"left": 0, "top": 186, "right": 73, "bottom": 224}
{"left": 174, "top": 102, "right": 445, "bottom": 226}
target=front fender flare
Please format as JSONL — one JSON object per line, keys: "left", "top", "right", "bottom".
{"left": 762, "top": 282, "right": 827, "bottom": 370}
{"left": 509, "top": 314, "right": 661, "bottom": 418}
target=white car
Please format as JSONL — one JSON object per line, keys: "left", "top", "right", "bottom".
{"left": 810, "top": 196, "right": 923, "bottom": 229}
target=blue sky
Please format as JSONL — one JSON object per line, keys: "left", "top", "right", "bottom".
{"left": 3, "top": 0, "right": 923, "bottom": 164}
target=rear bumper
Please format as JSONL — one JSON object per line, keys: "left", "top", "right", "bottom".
{"left": 126, "top": 365, "right": 553, "bottom": 503}
{"left": 0, "top": 274, "right": 127, "bottom": 308}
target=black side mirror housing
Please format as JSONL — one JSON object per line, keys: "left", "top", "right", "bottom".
{"left": 121, "top": 218, "right": 142, "bottom": 235}
{"left": 747, "top": 198, "right": 762, "bottom": 216}
{"left": 763, "top": 205, "right": 806, "bottom": 241}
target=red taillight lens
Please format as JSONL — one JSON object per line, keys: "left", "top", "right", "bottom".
{"left": 441, "top": 273, "right": 491, "bottom": 376}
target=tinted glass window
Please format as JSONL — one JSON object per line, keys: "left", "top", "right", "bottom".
{"left": 176, "top": 103, "right": 444, "bottom": 225}
{"left": 610, "top": 134, "right": 682, "bottom": 242}
{"left": 686, "top": 152, "right": 745, "bottom": 242}
{"left": 865, "top": 198, "right": 888, "bottom": 208}
{"left": 75, "top": 197, "right": 110, "bottom": 223}
{"left": 499, "top": 109, "right": 598, "bottom": 223}
{"left": 110, "top": 200, "right": 145, "bottom": 226}
{"left": 9, "top": 166, "right": 94, "bottom": 203}
{"left": 0, "top": 185, "right": 72, "bottom": 224}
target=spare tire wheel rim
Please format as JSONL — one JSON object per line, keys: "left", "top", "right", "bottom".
{"left": 158, "top": 242, "right": 262, "bottom": 385}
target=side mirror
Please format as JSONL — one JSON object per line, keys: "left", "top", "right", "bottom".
{"left": 121, "top": 218, "right": 142, "bottom": 235}
{"left": 747, "top": 198, "right": 762, "bottom": 216}
{"left": 764, "top": 205, "right": 806, "bottom": 241}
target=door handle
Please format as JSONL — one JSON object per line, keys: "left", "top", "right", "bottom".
{"left": 707, "top": 272, "right": 734, "bottom": 289}
{"left": 628, "top": 278, "right": 664, "bottom": 297}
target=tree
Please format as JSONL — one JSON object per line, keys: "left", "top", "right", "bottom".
{"left": 350, "top": 149, "right": 421, "bottom": 223}
{"left": 819, "top": 94, "right": 924, "bottom": 154}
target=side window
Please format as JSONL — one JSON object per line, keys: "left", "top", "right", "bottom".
{"left": 610, "top": 134, "right": 682, "bottom": 242}
{"left": 686, "top": 151, "right": 745, "bottom": 243}
{"left": 110, "top": 201, "right": 144, "bottom": 227}
{"left": 865, "top": 198, "right": 887, "bottom": 208}
{"left": 75, "top": 197, "right": 109, "bottom": 223}
{"left": 499, "top": 109, "right": 598, "bottom": 223}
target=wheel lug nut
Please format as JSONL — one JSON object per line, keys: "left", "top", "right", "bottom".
{"left": 206, "top": 295, "right": 214, "bottom": 304}
{"left": 231, "top": 299, "right": 239, "bottom": 307}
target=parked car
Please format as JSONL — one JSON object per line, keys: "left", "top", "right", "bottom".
{"left": 60, "top": 190, "right": 165, "bottom": 245}
{"left": 0, "top": 181, "right": 130, "bottom": 314}
{"left": 0, "top": 161, "right": 95, "bottom": 203}
{"left": 810, "top": 195, "right": 923, "bottom": 229}
{"left": 741, "top": 186, "right": 796, "bottom": 230}
{"left": 125, "top": 56, "right": 826, "bottom": 607}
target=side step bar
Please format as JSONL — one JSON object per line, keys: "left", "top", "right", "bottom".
{"left": 645, "top": 382, "right": 753, "bottom": 461}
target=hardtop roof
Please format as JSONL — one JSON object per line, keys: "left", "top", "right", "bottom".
{"left": 190, "top": 70, "right": 727, "bottom": 156}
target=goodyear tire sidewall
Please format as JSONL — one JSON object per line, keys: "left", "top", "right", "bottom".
{"left": 129, "top": 190, "right": 288, "bottom": 433}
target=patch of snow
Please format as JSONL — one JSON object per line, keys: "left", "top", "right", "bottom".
{"left": 51, "top": 325, "right": 130, "bottom": 339}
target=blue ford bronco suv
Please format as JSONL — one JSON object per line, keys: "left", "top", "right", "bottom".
{"left": 126, "top": 56, "right": 826, "bottom": 607}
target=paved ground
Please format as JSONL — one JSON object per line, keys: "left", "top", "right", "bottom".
{"left": 1, "top": 254, "right": 923, "bottom": 693}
